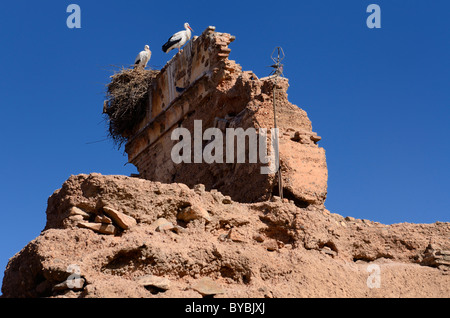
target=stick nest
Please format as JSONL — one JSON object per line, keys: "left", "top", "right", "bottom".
{"left": 104, "top": 67, "right": 159, "bottom": 147}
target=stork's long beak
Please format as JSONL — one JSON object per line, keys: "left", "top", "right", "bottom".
{"left": 188, "top": 26, "right": 194, "bottom": 32}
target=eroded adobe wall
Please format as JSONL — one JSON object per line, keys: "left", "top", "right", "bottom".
{"left": 125, "top": 27, "right": 328, "bottom": 206}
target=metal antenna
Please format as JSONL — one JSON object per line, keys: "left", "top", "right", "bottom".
{"left": 269, "top": 47, "right": 285, "bottom": 200}
{"left": 269, "top": 47, "right": 285, "bottom": 77}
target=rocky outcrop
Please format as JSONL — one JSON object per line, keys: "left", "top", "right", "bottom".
{"left": 2, "top": 174, "right": 449, "bottom": 298}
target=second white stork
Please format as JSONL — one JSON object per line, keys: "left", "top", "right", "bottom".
{"left": 134, "top": 45, "right": 152, "bottom": 69}
{"left": 162, "top": 23, "right": 194, "bottom": 53}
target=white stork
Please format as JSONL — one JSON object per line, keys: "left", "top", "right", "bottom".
{"left": 162, "top": 23, "right": 194, "bottom": 53}
{"left": 134, "top": 45, "right": 152, "bottom": 69}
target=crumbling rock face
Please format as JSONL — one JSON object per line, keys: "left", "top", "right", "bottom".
{"left": 2, "top": 174, "right": 449, "bottom": 298}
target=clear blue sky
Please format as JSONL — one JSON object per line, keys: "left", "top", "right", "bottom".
{"left": 1, "top": 0, "right": 449, "bottom": 288}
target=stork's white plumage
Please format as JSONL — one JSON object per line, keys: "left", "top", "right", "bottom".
{"left": 162, "top": 23, "right": 194, "bottom": 53}
{"left": 134, "top": 45, "right": 152, "bottom": 69}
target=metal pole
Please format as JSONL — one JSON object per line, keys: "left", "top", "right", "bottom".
{"left": 273, "top": 79, "right": 283, "bottom": 200}
{"left": 270, "top": 47, "right": 285, "bottom": 200}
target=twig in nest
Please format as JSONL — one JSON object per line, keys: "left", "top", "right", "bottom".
{"left": 104, "top": 67, "right": 159, "bottom": 148}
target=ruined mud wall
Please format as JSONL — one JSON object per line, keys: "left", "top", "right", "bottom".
{"left": 124, "top": 27, "right": 328, "bottom": 206}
